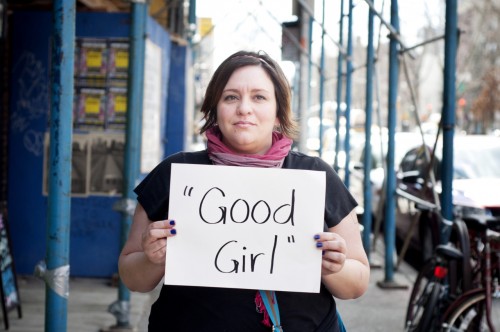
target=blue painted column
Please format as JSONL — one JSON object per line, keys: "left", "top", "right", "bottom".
{"left": 440, "top": 0, "right": 457, "bottom": 242}
{"left": 307, "top": 15, "right": 314, "bottom": 116}
{"left": 343, "top": 0, "right": 354, "bottom": 188}
{"left": 318, "top": 0, "right": 326, "bottom": 157}
{"left": 109, "top": 1, "right": 148, "bottom": 329}
{"left": 334, "top": 0, "right": 345, "bottom": 173}
{"left": 188, "top": 0, "right": 196, "bottom": 37}
{"left": 45, "top": 1, "right": 75, "bottom": 331}
{"left": 382, "top": 0, "right": 400, "bottom": 283}
{"left": 187, "top": 0, "right": 197, "bottom": 54}
{"left": 362, "top": 0, "right": 375, "bottom": 256}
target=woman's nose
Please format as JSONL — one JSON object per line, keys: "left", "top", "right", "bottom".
{"left": 237, "top": 97, "right": 252, "bottom": 115}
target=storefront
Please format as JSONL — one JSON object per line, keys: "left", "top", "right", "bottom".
{"left": 6, "top": 10, "right": 188, "bottom": 277}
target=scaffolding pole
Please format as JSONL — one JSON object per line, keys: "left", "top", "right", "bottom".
{"left": 106, "top": 2, "right": 148, "bottom": 331}
{"left": 440, "top": 0, "right": 457, "bottom": 242}
{"left": 45, "top": 1, "right": 75, "bottom": 331}
{"left": 362, "top": 0, "right": 375, "bottom": 258}
{"left": 343, "top": 0, "right": 354, "bottom": 188}
{"left": 334, "top": 0, "right": 345, "bottom": 173}
{"left": 377, "top": 0, "right": 406, "bottom": 289}
{"left": 318, "top": 0, "right": 326, "bottom": 157}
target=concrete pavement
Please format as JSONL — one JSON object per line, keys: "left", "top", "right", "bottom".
{"left": 1, "top": 276, "right": 152, "bottom": 332}
{"left": 337, "top": 249, "right": 416, "bottom": 332}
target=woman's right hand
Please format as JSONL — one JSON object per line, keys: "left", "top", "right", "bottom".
{"left": 141, "top": 219, "right": 177, "bottom": 265}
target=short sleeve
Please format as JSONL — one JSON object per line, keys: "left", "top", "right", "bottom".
{"left": 134, "top": 150, "right": 211, "bottom": 221}
{"left": 283, "top": 152, "right": 358, "bottom": 228}
{"left": 134, "top": 158, "right": 173, "bottom": 221}
{"left": 322, "top": 161, "right": 358, "bottom": 228}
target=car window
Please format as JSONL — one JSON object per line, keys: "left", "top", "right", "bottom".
{"left": 454, "top": 143, "right": 500, "bottom": 179}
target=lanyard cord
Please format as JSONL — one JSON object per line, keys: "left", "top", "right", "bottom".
{"left": 259, "top": 290, "right": 283, "bottom": 331}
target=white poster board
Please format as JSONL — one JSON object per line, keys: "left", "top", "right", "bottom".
{"left": 164, "top": 164, "right": 326, "bottom": 293}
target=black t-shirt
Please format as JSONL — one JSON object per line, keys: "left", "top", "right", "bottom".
{"left": 134, "top": 150, "right": 357, "bottom": 332}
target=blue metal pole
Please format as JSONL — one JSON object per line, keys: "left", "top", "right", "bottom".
{"left": 188, "top": 0, "right": 196, "bottom": 52}
{"left": 318, "top": 0, "right": 326, "bottom": 157}
{"left": 46, "top": 1, "right": 75, "bottom": 331}
{"left": 110, "top": 2, "right": 148, "bottom": 329}
{"left": 383, "top": 0, "right": 399, "bottom": 283}
{"left": 362, "top": 0, "right": 375, "bottom": 256}
{"left": 334, "top": 0, "right": 345, "bottom": 172}
{"left": 441, "top": 0, "right": 457, "bottom": 242}
{"left": 343, "top": 0, "right": 354, "bottom": 188}
{"left": 121, "top": 0, "right": 147, "bottom": 304}
{"left": 188, "top": 0, "right": 196, "bottom": 36}
{"left": 307, "top": 15, "right": 313, "bottom": 113}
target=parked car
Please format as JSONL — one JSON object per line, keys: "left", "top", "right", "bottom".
{"left": 394, "top": 135, "right": 500, "bottom": 266}
{"left": 349, "top": 131, "right": 428, "bottom": 219}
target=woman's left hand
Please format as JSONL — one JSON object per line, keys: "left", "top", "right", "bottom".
{"left": 314, "top": 232, "right": 347, "bottom": 275}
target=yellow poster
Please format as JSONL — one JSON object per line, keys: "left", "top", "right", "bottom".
{"left": 85, "top": 96, "right": 101, "bottom": 114}
{"left": 115, "top": 95, "right": 127, "bottom": 113}
{"left": 115, "top": 50, "right": 129, "bottom": 70}
{"left": 86, "top": 50, "right": 103, "bottom": 69}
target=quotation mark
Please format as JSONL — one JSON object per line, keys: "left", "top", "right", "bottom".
{"left": 287, "top": 235, "right": 295, "bottom": 243}
{"left": 184, "top": 186, "right": 194, "bottom": 196}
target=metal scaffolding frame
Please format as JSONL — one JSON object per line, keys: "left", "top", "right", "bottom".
{"left": 35, "top": 0, "right": 459, "bottom": 328}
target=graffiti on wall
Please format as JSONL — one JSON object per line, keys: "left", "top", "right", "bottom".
{"left": 11, "top": 52, "right": 49, "bottom": 156}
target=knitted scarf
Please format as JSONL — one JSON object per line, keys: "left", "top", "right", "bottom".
{"left": 205, "top": 126, "right": 292, "bottom": 168}
{"left": 205, "top": 126, "right": 292, "bottom": 327}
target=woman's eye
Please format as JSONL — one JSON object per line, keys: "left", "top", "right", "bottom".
{"left": 224, "top": 95, "right": 238, "bottom": 101}
{"left": 255, "top": 95, "right": 266, "bottom": 100}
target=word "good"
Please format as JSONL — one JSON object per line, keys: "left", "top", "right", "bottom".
{"left": 198, "top": 187, "right": 296, "bottom": 225}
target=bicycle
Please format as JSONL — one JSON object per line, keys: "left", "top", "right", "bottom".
{"left": 404, "top": 212, "right": 471, "bottom": 332}
{"left": 440, "top": 214, "right": 500, "bottom": 332}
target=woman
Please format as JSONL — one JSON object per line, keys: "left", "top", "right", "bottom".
{"left": 119, "top": 50, "right": 370, "bottom": 331}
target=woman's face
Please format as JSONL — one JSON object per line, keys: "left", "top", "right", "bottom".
{"left": 216, "top": 65, "right": 279, "bottom": 155}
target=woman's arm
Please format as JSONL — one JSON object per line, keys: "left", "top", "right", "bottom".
{"left": 118, "top": 203, "right": 176, "bottom": 292}
{"left": 315, "top": 209, "right": 370, "bottom": 299}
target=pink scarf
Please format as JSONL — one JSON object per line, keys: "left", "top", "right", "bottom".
{"left": 205, "top": 126, "right": 292, "bottom": 168}
{"left": 206, "top": 126, "right": 291, "bottom": 327}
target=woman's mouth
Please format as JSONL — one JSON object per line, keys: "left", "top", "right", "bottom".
{"left": 234, "top": 121, "right": 254, "bottom": 127}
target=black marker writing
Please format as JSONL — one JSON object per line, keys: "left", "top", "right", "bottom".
{"left": 199, "top": 187, "right": 226, "bottom": 224}
{"left": 214, "top": 240, "right": 265, "bottom": 273}
{"left": 198, "top": 186, "right": 296, "bottom": 226}
{"left": 214, "top": 236, "right": 279, "bottom": 274}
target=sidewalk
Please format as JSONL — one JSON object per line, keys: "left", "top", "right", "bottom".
{"left": 1, "top": 276, "right": 153, "bottom": 332}
{"left": 1, "top": 248, "right": 416, "bottom": 332}
{"left": 337, "top": 248, "right": 417, "bottom": 332}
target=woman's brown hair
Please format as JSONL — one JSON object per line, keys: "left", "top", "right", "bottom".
{"left": 199, "top": 50, "right": 298, "bottom": 140}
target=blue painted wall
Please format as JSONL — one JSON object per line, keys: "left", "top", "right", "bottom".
{"left": 8, "top": 12, "right": 173, "bottom": 277}
{"left": 165, "top": 44, "right": 188, "bottom": 157}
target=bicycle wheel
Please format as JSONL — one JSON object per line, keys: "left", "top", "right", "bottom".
{"left": 441, "top": 293, "right": 500, "bottom": 332}
{"left": 416, "top": 281, "right": 441, "bottom": 331}
{"left": 405, "top": 259, "right": 436, "bottom": 331}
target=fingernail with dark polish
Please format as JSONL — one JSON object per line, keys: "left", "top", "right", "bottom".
{"left": 322, "top": 251, "right": 325, "bottom": 256}
{"left": 316, "top": 242, "right": 323, "bottom": 248}
{"left": 169, "top": 220, "right": 176, "bottom": 225}
{"left": 314, "top": 234, "right": 320, "bottom": 240}
{"left": 171, "top": 229, "right": 177, "bottom": 235}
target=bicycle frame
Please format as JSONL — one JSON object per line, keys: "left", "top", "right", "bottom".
{"left": 440, "top": 215, "right": 500, "bottom": 331}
